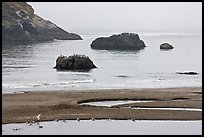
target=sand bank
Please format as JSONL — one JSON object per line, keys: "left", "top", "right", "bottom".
{"left": 2, "top": 87, "right": 202, "bottom": 124}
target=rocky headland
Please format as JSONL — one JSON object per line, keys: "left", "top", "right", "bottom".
{"left": 2, "top": 2, "right": 82, "bottom": 45}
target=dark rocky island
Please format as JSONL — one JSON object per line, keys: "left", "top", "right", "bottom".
{"left": 176, "top": 71, "right": 199, "bottom": 75}
{"left": 90, "top": 33, "right": 146, "bottom": 50}
{"left": 2, "top": 2, "right": 82, "bottom": 45}
{"left": 160, "top": 43, "right": 174, "bottom": 49}
{"left": 54, "top": 54, "right": 97, "bottom": 70}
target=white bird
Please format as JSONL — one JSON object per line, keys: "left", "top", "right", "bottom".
{"left": 91, "top": 118, "right": 95, "bottom": 121}
{"left": 76, "top": 118, "right": 80, "bottom": 121}
{"left": 33, "top": 114, "right": 41, "bottom": 122}
{"left": 34, "top": 114, "right": 41, "bottom": 121}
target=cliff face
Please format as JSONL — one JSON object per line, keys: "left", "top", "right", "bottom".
{"left": 2, "top": 2, "right": 82, "bottom": 45}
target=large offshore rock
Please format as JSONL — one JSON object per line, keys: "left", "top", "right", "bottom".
{"left": 2, "top": 2, "right": 82, "bottom": 45}
{"left": 54, "top": 54, "right": 97, "bottom": 70}
{"left": 90, "top": 33, "right": 146, "bottom": 50}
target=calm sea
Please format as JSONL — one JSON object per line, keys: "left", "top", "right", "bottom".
{"left": 2, "top": 31, "right": 202, "bottom": 93}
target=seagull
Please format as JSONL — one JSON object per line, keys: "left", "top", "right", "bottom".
{"left": 128, "top": 106, "right": 131, "bottom": 109}
{"left": 36, "top": 114, "right": 41, "bottom": 121}
{"left": 26, "top": 122, "right": 33, "bottom": 126}
{"left": 76, "top": 118, "right": 80, "bottom": 121}
{"left": 13, "top": 127, "right": 21, "bottom": 130}
{"left": 33, "top": 114, "right": 41, "bottom": 123}
{"left": 91, "top": 118, "right": 95, "bottom": 121}
{"left": 28, "top": 123, "right": 33, "bottom": 126}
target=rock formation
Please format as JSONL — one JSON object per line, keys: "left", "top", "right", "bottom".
{"left": 90, "top": 33, "right": 146, "bottom": 50}
{"left": 160, "top": 43, "right": 174, "bottom": 49}
{"left": 176, "top": 71, "right": 199, "bottom": 75}
{"left": 2, "top": 2, "right": 82, "bottom": 45}
{"left": 54, "top": 54, "right": 97, "bottom": 70}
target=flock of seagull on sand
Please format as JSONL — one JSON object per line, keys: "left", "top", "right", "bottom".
{"left": 12, "top": 113, "right": 136, "bottom": 131}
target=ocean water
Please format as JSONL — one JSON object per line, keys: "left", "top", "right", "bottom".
{"left": 2, "top": 31, "right": 202, "bottom": 93}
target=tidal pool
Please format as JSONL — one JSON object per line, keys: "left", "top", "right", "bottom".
{"left": 80, "top": 100, "right": 202, "bottom": 112}
{"left": 81, "top": 100, "right": 156, "bottom": 107}
{"left": 128, "top": 107, "right": 202, "bottom": 111}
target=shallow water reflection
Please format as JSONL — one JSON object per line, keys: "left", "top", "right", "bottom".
{"left": 80, "top": 100, "right": 202, "bottom": 112}
{"left": 2, "top": 120, "right": 202, "bottom": 135}
{"left": 81, "top": 100, "right": 156, "bottom": 107}
{"left": 128, "top": 107, "right": 202, "bottom": 112}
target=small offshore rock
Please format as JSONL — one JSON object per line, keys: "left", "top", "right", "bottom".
{"left": 160, "top": 43, "right": 174, "bottom": 49}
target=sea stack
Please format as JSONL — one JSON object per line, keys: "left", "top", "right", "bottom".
{"left": 90, "top": 33, "right": 146, "bottom": 50}
{"left": 54, "top": 54, "right": 97, "bottom": 70}
{"left": 2, "top": 2, "right": 82, "bottom": 45}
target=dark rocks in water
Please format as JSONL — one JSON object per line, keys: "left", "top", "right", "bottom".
{"left": 160, "top": 43, "right": 174, "bottom": 49}
{"left": 90, "top": 33, "right": 146, "bottom": 50}
{"left": 116, "top": 75, "right": 130, "bottom": 78}
{"left": 54, "top": 54, "right": 97, "bottom": 70}
{"left": 2, "top": 2, "right": 82, "bottom": 45}
{"left": 176, "top": 71, "right": 199, "bottom": 75}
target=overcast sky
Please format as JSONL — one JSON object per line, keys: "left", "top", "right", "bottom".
{"left": 28, "top": 2, "right": 202, "bottom": 34}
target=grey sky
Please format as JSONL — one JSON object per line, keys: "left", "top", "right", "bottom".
{"left": 28, "top": 2, "right": 202, "bottom": 33}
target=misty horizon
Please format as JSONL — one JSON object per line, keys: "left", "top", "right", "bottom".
{"left": 28, "top": 2, "right": 202, "bottom": 34}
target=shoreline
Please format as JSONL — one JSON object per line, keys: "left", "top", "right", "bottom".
{"left": 2, "top": 85, "right": 202, "bottom": 94}
{"left": 2, "top": 87, "right": 202, "bottom": 124}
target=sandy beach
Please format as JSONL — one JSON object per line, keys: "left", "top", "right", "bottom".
{"left": 2, "top": 87, "right": 202, "bottom": 124}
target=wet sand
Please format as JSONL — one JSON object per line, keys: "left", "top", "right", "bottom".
{"left": 2, "top": 87, "right": 202, "bottom": 124}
